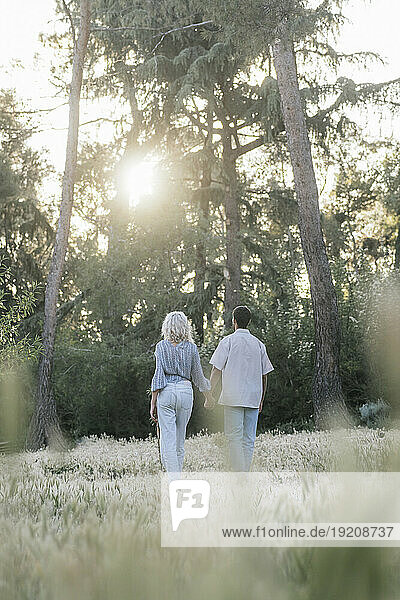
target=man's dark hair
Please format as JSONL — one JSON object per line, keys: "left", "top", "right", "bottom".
{"left": 232, "top": 305, "right": 251, "bottom": 328}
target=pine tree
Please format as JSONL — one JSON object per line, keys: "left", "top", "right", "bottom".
{"left": 272, "top": 20, "right": 349, "bottom": 427}
{"left": 198, "top": 0, "right": 400, "bottom": 426}
{"left": 26, "top": 0, "right": 91, "bottom": 450}
{"left": 85, "top": 0, "right": 284, "bottom": 327}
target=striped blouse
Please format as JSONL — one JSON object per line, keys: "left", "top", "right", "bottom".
{"left": 151, "top": 339, "right": 211, "bottom": 393}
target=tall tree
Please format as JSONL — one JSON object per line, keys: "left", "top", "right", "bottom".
{"left": 141, "top": 13, "right": 282, "bottom": 325}
{"left": 192, "top": 110, "right": 214, "bottom": 342}
{"left": 198, "top": 0, "right": 400, "bottom": 426}
{"left": 271, "top": 17, "right": 349, "bottom": 427}
{"left": 266, "top": 1, "right": 399, "bottom": 425}
{"left": 26, "top": 0, "right": 91, "bottom": 450}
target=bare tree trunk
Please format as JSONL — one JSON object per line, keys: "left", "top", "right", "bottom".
{"left": 394, "top": 224, "right": 400, "bottom": 270}
{"left": 193, "top": 161, "right": 211, "bottom": 343}
{"left": 193, "top": 112, "right": 214, "bottom": 343}
{"left": 222, "top": 132, "right": 242, "bottom": 328}
{"left": 26, "top": 0, "right": 91, "bottom": 450}
{"left": 272, "top": 25, "right": 351, "bottom": 429}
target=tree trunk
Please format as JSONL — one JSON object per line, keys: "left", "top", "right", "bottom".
{"left": 222, "top": 135, "right": 242, "bottom": 328}
{"left": 394, "top": 222, "right": 400, "bottom": 269}
{"left": 272, "top": 26, "right": 351, "bottom": 429}
{"left": 26, "top": 0, "right": 91, "bottom": 450}
{"left": 193, "top": 113, "right": 214, "bottom": 343}
{"left": 193, "top": 159, "right": 211, "bottom": 343}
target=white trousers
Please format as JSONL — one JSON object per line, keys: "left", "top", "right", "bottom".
{"left": 157, "top": 380, "right": 193, "bottom": 474}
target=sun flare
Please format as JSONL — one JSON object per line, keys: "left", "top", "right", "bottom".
{"left": 121, "top": 159, "right": 158, "bottom": 207}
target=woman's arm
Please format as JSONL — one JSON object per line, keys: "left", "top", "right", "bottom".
{"left": 150, "top": 344, "right": 167, "bottom": 422}
{"left": 191, "top": 346, "right": 211, "bottom": 393}
{"left": 150, "top": 390, "right": 159, "bottom": 422}
{"left": 151, "top": 346, "right": 167, "bottom": 389}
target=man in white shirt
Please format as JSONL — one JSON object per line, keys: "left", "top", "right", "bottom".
{"left": 207, "top": 306, "right": 274, "bottom": 471}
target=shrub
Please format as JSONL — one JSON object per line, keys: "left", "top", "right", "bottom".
{"left": 359, "top": 399, "right": 390, "bottom": 429}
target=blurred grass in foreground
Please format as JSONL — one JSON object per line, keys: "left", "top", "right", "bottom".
{"left": 1, "top": 430, "right": 400, "bottom": 599}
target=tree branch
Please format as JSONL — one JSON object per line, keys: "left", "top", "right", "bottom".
{"left": 2, "top": 102, "right": 69, "bottom": 115}
{"left": 151, "top": 21, "right": 213, "bottom": 54}
{"left": 311, "top": 76, "right": 400, "bottom": 124}
{"left": 233, "top": 135, "right": 266, "bottom": 159}
{"left": 91, "top": 25, "right": 160, "bottom": 32}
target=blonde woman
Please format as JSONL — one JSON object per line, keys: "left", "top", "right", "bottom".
{"left": 150, "top": 311, "right": 212, "bottom": 474}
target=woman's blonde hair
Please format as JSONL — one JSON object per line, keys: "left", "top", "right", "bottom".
{"left": 161, "top": 311, "right": 194, "bottom": 343}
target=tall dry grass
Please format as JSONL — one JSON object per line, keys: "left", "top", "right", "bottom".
{"left": 1, "top": 429, "right": 400, "bottom": 599}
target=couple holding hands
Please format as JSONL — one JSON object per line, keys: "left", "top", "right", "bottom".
{"left": 150, "top": 306, "right": 274, "bottom": 473}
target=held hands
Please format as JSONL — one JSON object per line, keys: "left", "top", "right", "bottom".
{"left": 203, "top": 390, "right": 216, "bottom": 410}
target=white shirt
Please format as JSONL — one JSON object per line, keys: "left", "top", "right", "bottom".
{"left": 209, "top": 329, "right": 274, "bottom": 408}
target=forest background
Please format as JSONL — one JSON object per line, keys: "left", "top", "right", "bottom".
{"left": 1, "top": 0, "right": 400, "bottom": 445}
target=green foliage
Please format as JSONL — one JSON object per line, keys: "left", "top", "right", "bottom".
{"left": 53, "top": 337, "right": 153, "bottom": 439}
{"left": 0, "top": 261, "right": 42, "bottom": 446}
{"left": 0, "top": 261, "right": 42, "bottom": 373}
{"left": 198, "top": 0, "right": 347, "bottom": 55}
{"left": 0, "top": 89, "right": 54, "bottom": 294}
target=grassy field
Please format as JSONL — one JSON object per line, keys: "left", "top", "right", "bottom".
{"left": 1, "top": 428, "right": 400, "bottom": 599}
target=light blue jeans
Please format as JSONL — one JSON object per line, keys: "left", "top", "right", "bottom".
{"left": 224, "top": 406, "right": 259, "bottom": 472}
{"left": 157, "top": 380, "right": 193, "bottom": 475}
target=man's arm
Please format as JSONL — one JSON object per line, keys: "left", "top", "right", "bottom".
{"left": 204, "top": 366, "right": 221, "bottom": 409}
{"left": 259, "top": 342, "right": 274, "bottom": 413}
{"left": 259, "top": 374, "right": 267, "bottom": 413}
{"left": 210, "top": 366, "right": 222, "bottom": 394}
{"left": 206, "top": 337, "right": 229, "bottom": 409}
